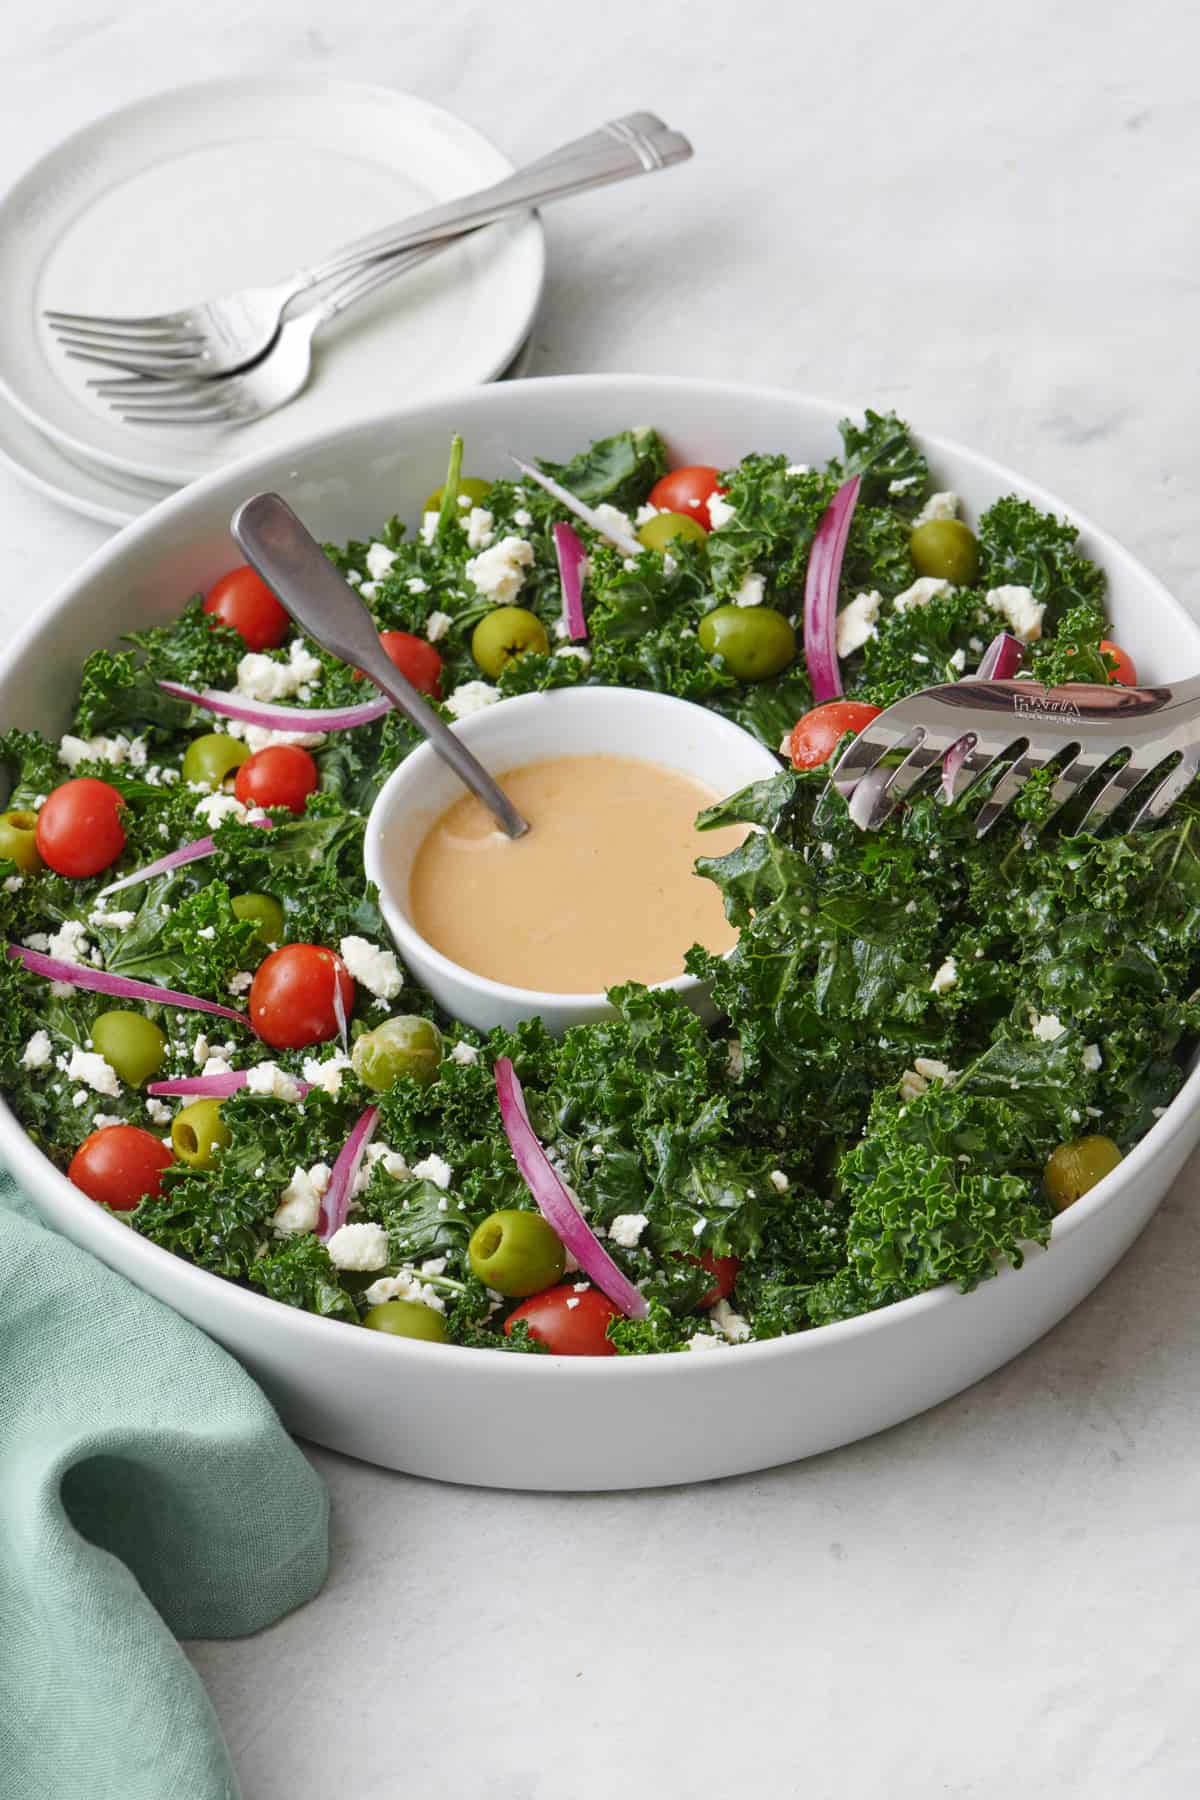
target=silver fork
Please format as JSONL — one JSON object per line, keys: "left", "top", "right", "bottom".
{"left": 44, "top": 113, "right": 690, "bottom": 380}
{"left": 830, "top": 676, "right": 1200, "bottom": 835}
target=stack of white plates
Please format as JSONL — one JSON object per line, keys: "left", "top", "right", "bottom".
{"left": 0, "top": 79, "right": 545, "bottom": 525}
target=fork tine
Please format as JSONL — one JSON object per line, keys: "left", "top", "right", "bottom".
{"left": 55, "top": 333, "right": 203, "bottom": 360}
{"left": 63, "top": 347, "right": 209, "bottom": 377}
{"left": 111, "top": 386, "right": 232, "bottom": 415}
{"left": 44, "top": 307, "right": 192, "bottom": 331}
{"left": 1130, "top": 755, "right": 1200, "bottom": 829}
{"left": 1076, "top": 755, "right": 1151, "bottom": 831}
{"left": 853, "top": 732, "right": 956, "bottom": 830}
{"left": 829, "top": 720, "right": 915, "bottom": 795}
{"left": 1038, "top": 747, "right": 1105, "bottom": 824}
{"left": 113, "top": 400, "right": 238, "bottom": 426}
{"left": 47, "top": 318, "right": 204, "bottom": 346}
{"left": 972, "top": 746, "right": 1046, "bottom": 836}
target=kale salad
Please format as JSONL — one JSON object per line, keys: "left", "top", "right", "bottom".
{"left": 2, "top": 411, "right": 1196, "bottom": 1356}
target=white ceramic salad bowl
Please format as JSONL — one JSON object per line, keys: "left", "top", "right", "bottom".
{"left": 4, "top": 375, "right": 1199, "bottom": 1491}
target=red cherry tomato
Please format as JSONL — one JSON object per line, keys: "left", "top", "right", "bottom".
{"left": 647, "top": 465, "right": 726, "bottom": 531}
{"left": 202, "top": 566, "right": 290, "bottom": 651}
{"left": 1100, "top": 639, "right": 1137, "bottom": 686}
{"left": 233, "top": 744, "right": 318, "bottom": 815}
{"left": 35, "top": 778, "right": 126, "bottom": 878}
{"left": 504, "top": 1284, "right": 621, "bottom": 1356}
{"left": 352, "top": 630, "right": 443, "bottom": 698}
{"left": 68, "top": 1124, "right": 172, "bottom": 1212}
{"left": 692, "top": 1250, "right": 741, "bottom": 1309}
{"left": 789, "top": 700, "right": 883, "bottom": 771}
{"left": 249, "top": 943, "right": 355, "bottom": 1050}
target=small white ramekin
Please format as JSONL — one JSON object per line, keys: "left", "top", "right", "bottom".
{"left": 363, "top": 685, "right": 780, "bottom": 1034}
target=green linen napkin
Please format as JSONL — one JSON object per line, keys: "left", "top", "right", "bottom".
{"left": 0, "top": 1171, "right": 329, "bottom": 1800}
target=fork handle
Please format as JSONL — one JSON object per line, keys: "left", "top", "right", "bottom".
{"left": 294, "top": 114, "right": 691, "bottom": 291}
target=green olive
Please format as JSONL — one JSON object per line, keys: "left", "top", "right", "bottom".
{"left": 182, "top": 732, "right": 250, "bottom": 790}
{"left": 423, "top": 475, "right": 492, "bottom": 516}
{"left": 698, "top": 604, "right": 796, "bottom": 682}
{"left": 470, "top": 606, "right": 550, "bottom": 679}
{"left": 231, "top": 892, "right": 285, "bottom": 947}
{"left": 171, "top": 1098, "right": 231, "bottom": 1170}
{"left": 910, "top": 518, "right": 980, "bottom": 586}
{"left": 351, "top": 1015, "right": 443, "bottom": 1092}
{"left": 468, "top": 1208, "right": 566, "bottom": 1297}
{"left": 1044, "top": 1135, "right": 1123, "bottom": 1212}
{"left": 637, "top": 512, "right": 708, "bottom": 553}
{"left": 362, "top": 1298, "right": 450, "bottom": 1342}
{"left": 0, "top": 809, "right": 43, "bottom": 874}
{"left": 91, "top": 1011, "right": 167, "bottom": 1088}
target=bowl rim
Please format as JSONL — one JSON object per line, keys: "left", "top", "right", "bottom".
{"left": 3, "top": 370, "right": 1198, "bottom": 1380}
{"left": 364, "top": 683, "right": 780, "bottom": 1009}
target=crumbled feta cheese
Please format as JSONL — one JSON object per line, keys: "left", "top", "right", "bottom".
{"left": 1032, "top": 1012, "right": 1067, "bottom": 1042}
{"left": 726, "top": 1038, "right": 745, "bottom": 1078}
{"left": 465, "top": 535, "right": 534, "bottom": 603}
{"left": 893, "top": 577, "right": 953, "bottom": 613}
{"left": 67, "top": 1047, "right": 121, "bottom": 1098}
{"left": 565, "top": 1297, "right": 581, "bottom": 1310}
{"left": 193, "top": 792, "right": 252, "bottom": 829}
{"left": 710, "top": 1299, "right": 751, "bottom": 1342}
{"left": 365, "top": 542, "right": 397, "bottom": 581}
{"left": 359, "top": 581, "right": 379, "bottom": 601}
{"left": 338, "top": 935, "right": 402, "bottom": 1000}
{"left": 513, "top": 508, "right": 532, "bottom": 527}
{"left": 46, "top": 920, "right": 94, "bottom": 966}
{"left": 272, "top": 1162, "right": 332, "bottom": 1235}
{"left": 463, "top": 507, "right": 495, "bottom": 549}
{"left": 785, "top": 463, "right": 810, "bottom": 477}
{"left": 732, "top": 571, "right": 766, "bottom": 608}
{"left": 769, "top": 1169, "right": 789, "bottom": 1193}
{"left": 3, "top": 875, "right": 22, "bottom": 893}
{"left": 364, "top": 1141, "right": 411, "bottom": 1181}
{"left": 985, "top": 584, "right": 1046, "bottom": 643}
{"left": 345, "top": 569, "right": 363, "bottom": 587}
{"left": 20, "top": 1030, "right": 52, "bottom": 1070}
{"left": 235, "top": 638, "right": 323, "bottom": 703}
{"left": 555, "top": 644, "right": 591, "bottom": 664}
{"left": 228, "top": 970, "right": 254, "bottom": 995}
{"left": 412, "top": 1153, "right": 452, "bottom": 1190}
{"left": 608, "top": 1213, "right": 649, "bottom": 1248}
{"left": 691, "top": 1217, "right": 706, "bottom": 1239}
{"left": 913, "top": 490, "right": 960, "bottom": 525}
{"left": 1082, "top": 1043, "right": 1103, "bottom": 1072}
{"left": 224, "top": 719, "right": 326, "bottom": 752}
{"left": 425, "top": 610, "right": 453, "bottom": 643}
{"left": 88, "top": 906, "right": 136, "bottom": 931}
{"left": 145, "top": 1098, "right": 172, "bottom": 1125}
{"left": 201, "top": 1053, "right": 235, "bottom": 1078}
{"left": 244, "top": 1061, "right": 304, "bottom": 1102}
{"left": 300, "top": 1050, "right": 353, "bottom": 1096}
{"left": 407, "top": 577, "right": 428, "bottom": 595}
{"left": 326, "top": 1221, "right": 389, "bottom": 1271}
{"left": 706, "top": 492, "right": 736, "bottom": 530}
{"left": 686, "top": 1331, "right": 726, "bottom": 1352}
{"left": 898, "top": 1068, "right": 930, "bottom": 1103}
{"left": 591, "top": 503, "right": 636, "bottom": 545}
{"left": 419, "top": 511, "right": 439, "bottom": 545}
{"left": 836, "top": 591, "right": 881, "bottom": 658}
{"left": 913, "top": 1057, "right": 954, "bottom": 1082}
{"left": 363, "top": 1270, "right": 446, "bottom": 1313}
{"left": 888, "top": 474, "right": 921, "bottom": 496}
{"left": 635, "top": 502, "right": 661, "bottom": 526}
{"left": 72, "top": 1090, "right": 88, "bottom": 1107}
{"left": 449, "top": 1041, "right": 479, "bottom": 1065}
{"left": 91, "top": 1112, "right": 124, "bottom": 1131}
{"left": 445, "top": 680, "right": 500, "bottom": 719}
{"left": 949, "top": 647, "right": 967, "bottom": 672}
{"left": 931, "top": 956, "right": 958, "bottom": 993}
{"left": 58, "top": 732, "right": 145, "bottom": 771}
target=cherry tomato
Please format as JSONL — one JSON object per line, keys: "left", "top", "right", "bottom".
{"left": 1101, "top": 640, "right": 1137, "bottom": 686}
{"left": 249, "top": 943, "right": 355, "bottom": 1050}
{"left": 504, "top": 1284, "right": 621, "bottom": 1356}
{"left": 788, "top": 701, "right": 882, "bottom": 772}
{"left": 233, "top": 744, "right": 318, "bottom": 815}
{"left": 202, "top": 566, "right": 290, "bottom": 651}
{"left": 692, "top": 1250, "right": 741, "bottom": 1309}
{"left": 353, "top": 630, "right": 442, "bottom": 698}
{"left": 68, "top": 1124, "right": 172, "bottom": 1212}
{"left": 35, "top": 778, "right": 126, "bottom": 877}
{"left": 647, "top": 465, "right": 726, "bottom": 531}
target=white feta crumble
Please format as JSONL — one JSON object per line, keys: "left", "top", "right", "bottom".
{"left": 449, "top": 1042, "right": 479, "bottom": 1065}
{"left": 893, "top": 577, "right": 953, "bottom": 613}
{"left": 898, "top": 1068, "right": 930, "bottom": 1103}
{"left": 931, "top": 956, "right": 958, "bottom": 994}
{"left": 591, "top": 503, "right": 636, "bottom": 546}
{"left": 406, "top": 577, "right": 428, "bottom": 595}
{"left": 985, "top": 584, "right": 1045, "bottom": 643}
{"left": 1032, "top": 1012, "right": 1068, "bottom": 1042}
{"left": 445, "top": 680, "right": 500, "bottom": 719}
{"left": 58, "top": 732, "right": 145, "bottom": 771}
{"left": 225, "top": 719, "right": 326, "bottom": 752}
{"left": 836, "top": 591, "right": 881, "bottom": 658}
{"left": 88, "top": 906, "right": 136, "bottom": 931}
{"left": 912, "top": 490, "right": 961, "bottom": 525}
{"left": 513, "top": 507, "right": 533, "bottom": 527}
{"left": 228, "top": 970, "right": 254, "bottom": 995}
{"left": 363, "top": 1270, "right": 446, "bottom": 1314}
{"left": 726, "top": 1038, "right": 745, "bottom": 1078}
{"left": 272, "top": 1162, "right": 331, "bottom": 1235}
{"left": 364, "top": 1141, "right": 411, "bottom": 1181}
{"left": 565, "top": 1297, "right": 581, "bottom": 1310}
{"left": 608, "top": 1213, "right": 649, "bottom": 1248}
{"left": 412, "top": 1153, "right": 453, "bottom": 1191}
{"left": 732, "top": 570, "right": 766, "bottom": 608}
{"left": 20, "top": 1030, "right": 52, "bottom": 1070}
{"left": 1082, "top": 1043, "right": 1103, "bottom": 1073}
{"left": 556, "top": 644, "right": 591, "bottom": 664}
{"left": 710, "top": 1299, "right": 751, "bottom": 1343}
{"left": 300, "top": 1050, "right": 353, "bottom": 1096}
{"left": 364, "top": 542, "right": 396, "bottom": 582}
{"left": 193, "top": 792, "right": 252, "bottom": 830}
{"left": 785, "top": 463, "right": 810, "bottom": 477}
{"left": 345, "top": 569, "right": 363, "bottom": 587}
{"left": 326, "top": 1221, "right": 389, "bottom": 1272}
{"left": 359, "top": 582, "right": 379, "bottom": 601}
{"left": 686, "top": 1331, "right": 727, "bottom": 1353}
{"left": 46, "top": 920, "right": 94, "bottom": 966}
{"left": 244, "top": 1061, "right": 304, "bottom": 1102}
{"left": 419, "top": 511, "right": 440, "bottom": 545}
{"left": 465, "top": 535, "right": 534, "bottom": 604}
{"left": 338, "top": 936, "right": 402, "bottom": 1001}
{"left": 691, "top": 1218, "right": 706, "bottom": 1240}
{"left": 635, "top": 502, "right": 662, "bottom": 526}
{"left": 3, "top": 875, "right": 22, "bottom": 893}
{"left": 769, "top": 1169, "right": 790, "bottom": 1193}
{"left": 463, "top": 507, "right": 495, "bottom": 549}
{"left": 146, "top": 1098, "right": 172, "bottom": 1125}
{"left": 201, "top": 1053, "right": 235, "bottom": 1079}
{"left": 91, "top": 1112, "right": 124, "bottom": 1131}
{"left": 196, "top": 925, "right": 215, "bottom": 941}
{"left": 706, "top": 492, "right": 737, "bottom": 530}
{"left": 913, "top": 1057, "right": 954, "bottom": 1083}
{"left": 72, "top": 1090, "right": 88, "bottom": 1107}
{"left": 235, "top": 638, "right": 323, "bottom": 703}
{"left": 949, "top": 647, "right": 967, "bottom": 673}
{"left": 67, "top": 1047, "right": 121, "bottom": 1098}
{"left": 778, "top": 732, "right": 793, "bottom": 758}
{"left": 425, "top": 610, "right": 453, "bottom": 644}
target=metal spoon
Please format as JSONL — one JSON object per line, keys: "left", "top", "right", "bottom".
{"left": 230, "top": 493, "right": 530, "bottom": 838}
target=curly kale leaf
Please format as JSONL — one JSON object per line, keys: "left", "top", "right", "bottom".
{"left": 536, "top": 427, "right": 667, "bottom": 510}
{"left": 99, "top": 875, "right": 262, "bottom": 1000}
{"left": 124, "top": 595, "right": 246, "bottom": 692}
{"left": 833, "top": 409, "right": 929, "bottom": 513}
{"left": 249, "top": 1234, "right": 360, "bottom": 1322}
{"left": 857, "top": 589, "right": 999, "bottom": 705}
{"left": 1028, "top": 601, "right": 1114, "bottom": 686}
{"left": 976, "top": 496, "right": 1106, "bottom": 628}
{"left": 0, "top": 728, "right": 64, "bottom": 810}
{"left": 706, "top": 458, "right": 834, "bottom": 604}
{"left": 72, "top": 650, "right": 193, "bottom": 739}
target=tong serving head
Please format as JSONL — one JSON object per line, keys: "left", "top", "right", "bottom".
{"left": 830, "top": 676, "right": 1200, "bottom": 836}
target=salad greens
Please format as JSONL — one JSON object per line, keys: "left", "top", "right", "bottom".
{"left": 0, "top": 410, "right": 1189, "bottom": 1355}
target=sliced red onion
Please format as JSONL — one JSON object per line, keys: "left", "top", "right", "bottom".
{"left": 158, "top": 680, "right": 391, "bottom": 732}
{"left": 332, "top": 974, "right": 349, "bottom": 1055}
{"left": 7, "top": 944, "right": 250, "bottom": 1025}
{"left": 147, "top": 1071, "right": 311, "bottom": 1099}
{"left": 95, "top": 816, "right": 273, "bottom": 899}
{"left": 493, "top": 1057, "right": 649, "bottom": 1320}
{"left": 509, "top": 456, "right": 642, "bottom": 558}
{"left": 317, "top": 1105, "right": 380, "bottom": 1242}
{"left": 803, "top": 476, "right": 861, "bottom": 703}
{"left": 941, "top": 631, "right": 1026, "bottom": 801}
{"left": 553, "top": 522, "right": 588, "bottom": 641}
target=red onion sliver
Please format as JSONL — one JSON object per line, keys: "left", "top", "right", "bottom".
{"left": 803, "top": 476, "right": 862, "bottom": 704}
{"left": 7, "top": 945, "right": 251, "bottom": 1025}
{"left": 509, "top": 456, "right": 643, "bottom": 558}
{"left": 493, "top": 1057, "right": 649, "bottom": 1320}
{"left": 95, "top": 816, "right": 273, "bottom": 900}
{"left": 317, "top": 1105, "right": 380, "bottom": 1242}
{"left": 158, "top": 680, "right": 391, "bottom": 732}
{"left": 147, "top": 1071, "right": 311, "bottom": 1099}
{"left": 941, "top": 631, "right": 1026, "bottom": 801}
{"left": 553, "top": 521, "right": 588, "bottom": 641}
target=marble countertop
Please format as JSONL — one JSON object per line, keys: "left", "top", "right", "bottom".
{"left": 3, "top": 1, "right": 1199, "bottom": 1793}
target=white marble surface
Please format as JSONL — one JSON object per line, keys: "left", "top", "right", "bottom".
{"left": 4, "top": 0, "right": 1200, "bottom": 1793}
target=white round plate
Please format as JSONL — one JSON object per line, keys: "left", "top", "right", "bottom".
{"left": 0, "top": 326, "right": 539, "bottom": 529}
{"left": 0, "top": 78, "right": 544, "bottom": 488}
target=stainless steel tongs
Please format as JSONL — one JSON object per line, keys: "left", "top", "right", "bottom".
{"left": 830, "top": 675, "right": 1200, "bottom": 835}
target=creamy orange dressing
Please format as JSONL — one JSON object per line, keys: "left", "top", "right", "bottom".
{"left": 407, "top": 754, "right": 748, "bottom": 994}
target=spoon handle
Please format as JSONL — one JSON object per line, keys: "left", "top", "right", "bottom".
{"left": 230, "top": 493, "right": 530, "bottom": 839}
